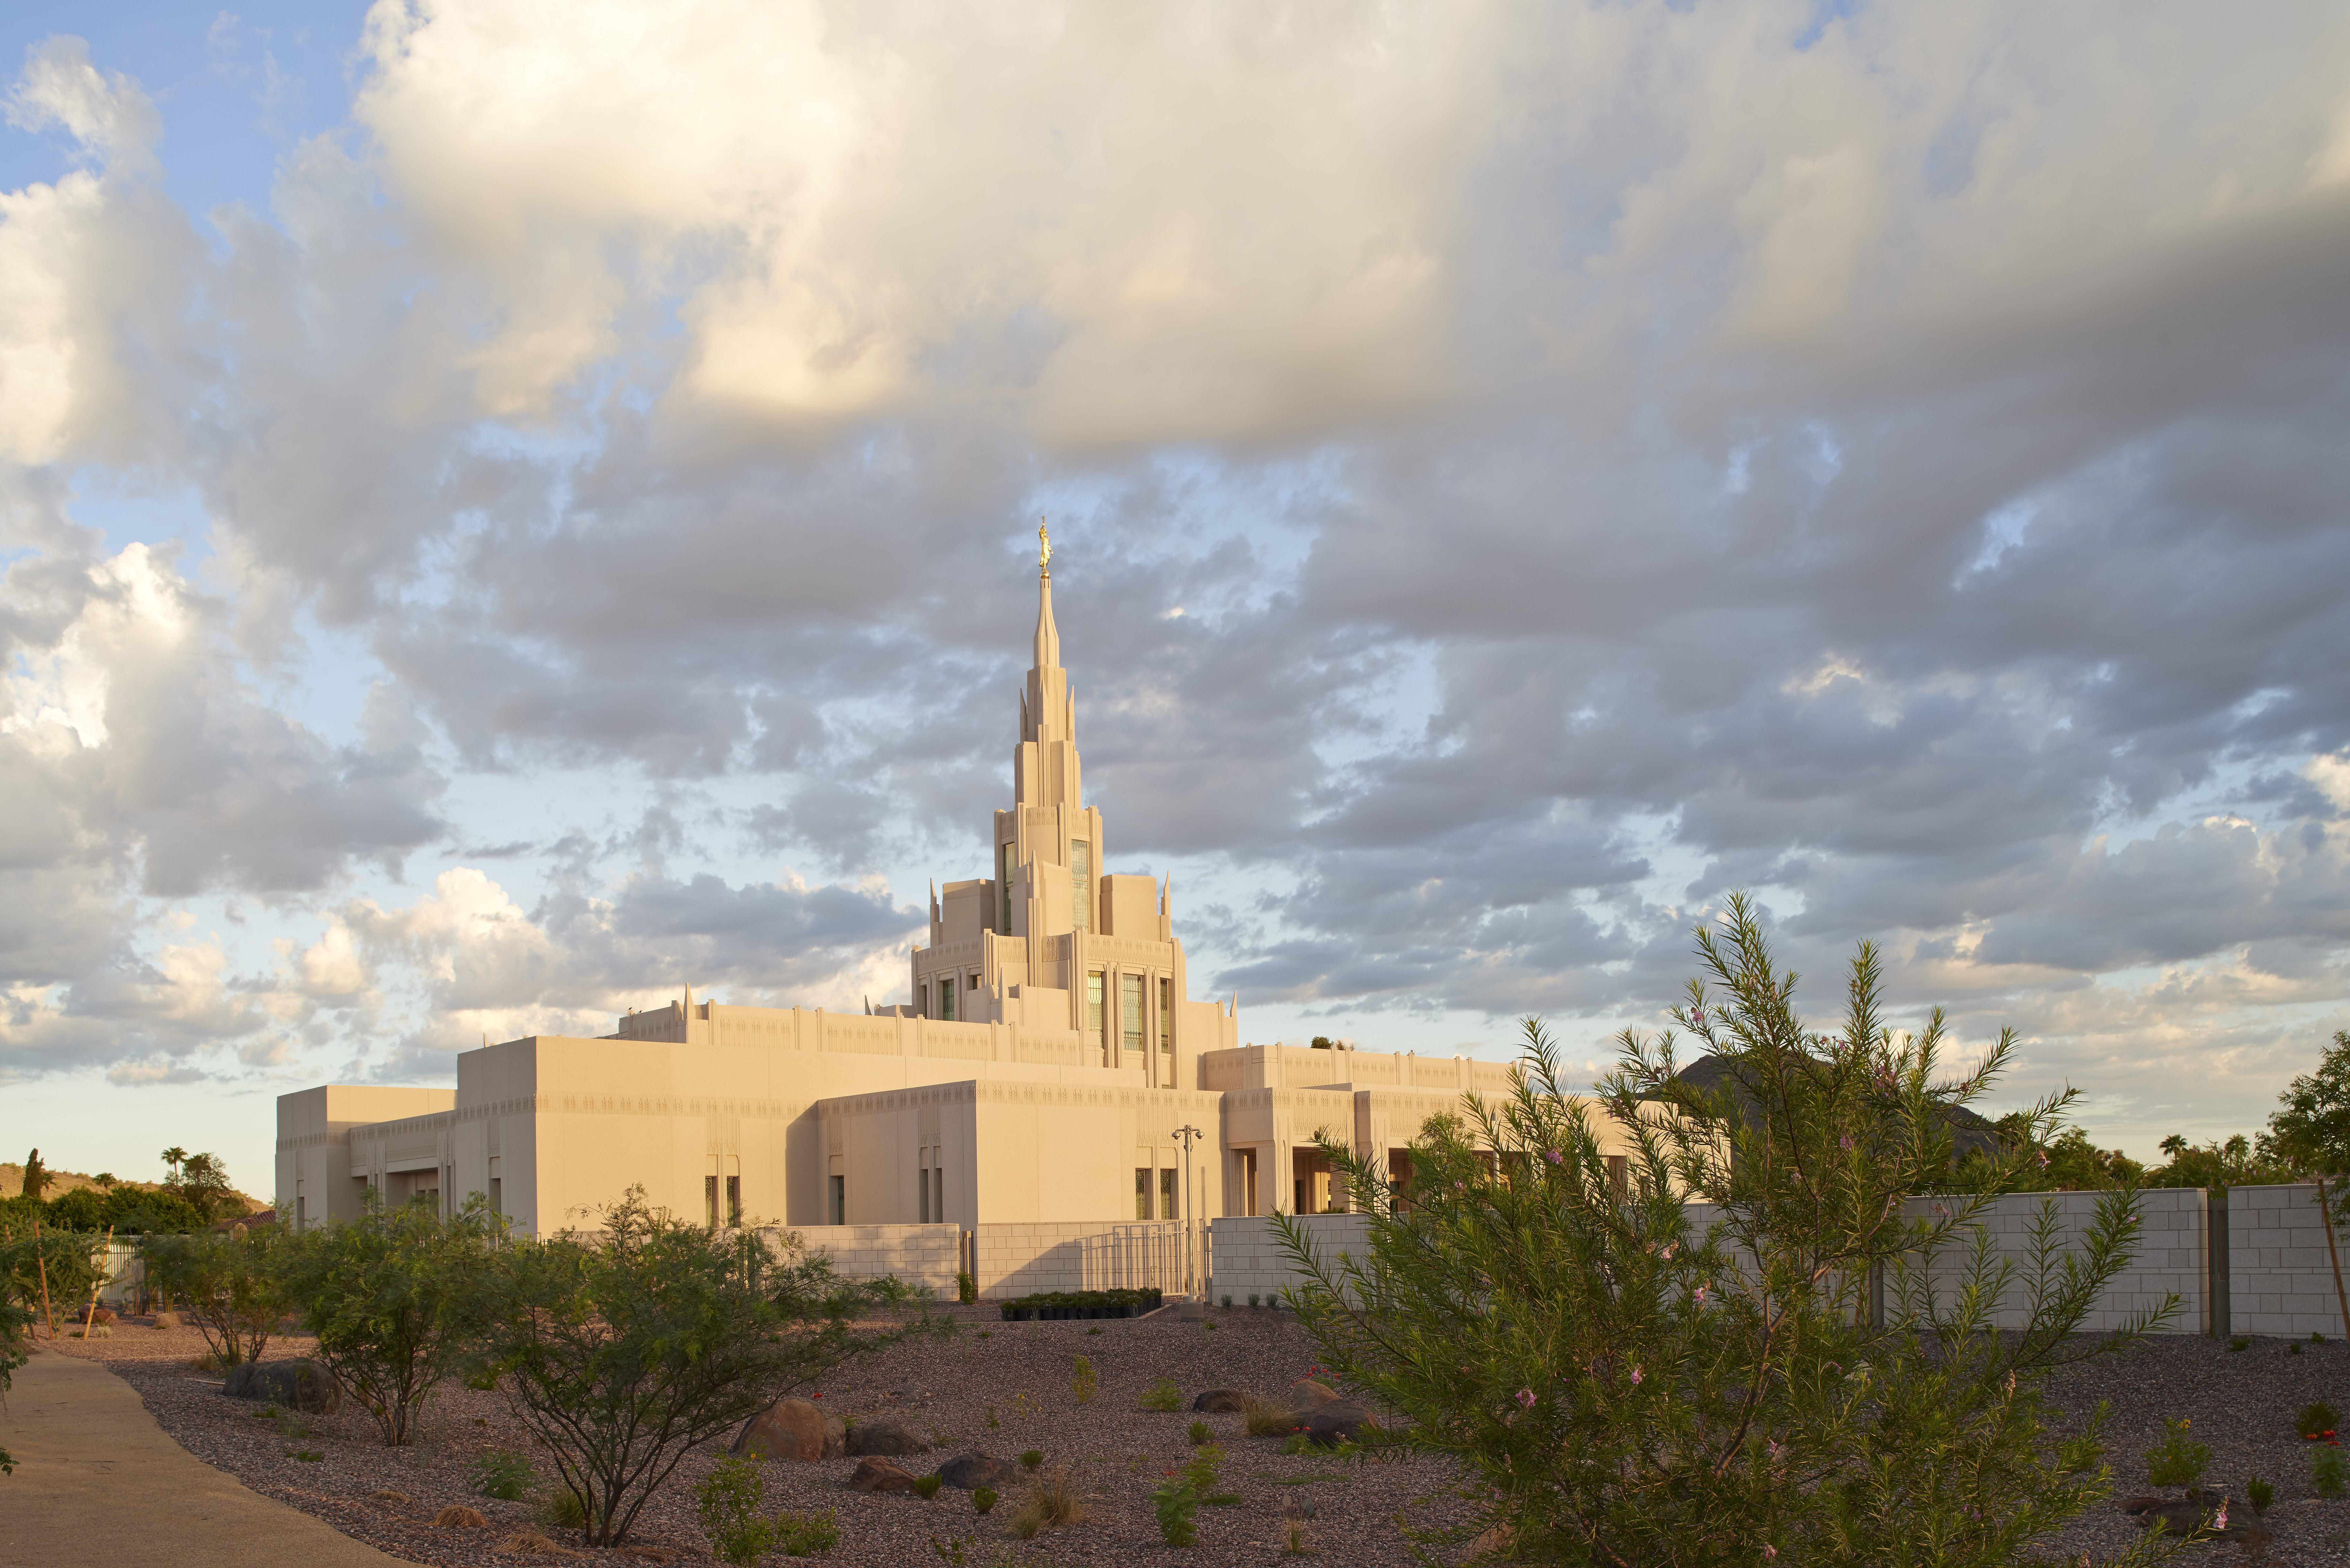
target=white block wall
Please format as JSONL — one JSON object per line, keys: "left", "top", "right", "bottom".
{"left": 786, "top": 1223, "right": 963, "bottom": 1297}
{"left": 972, "top": 1220, "right": 1189, "bottom": 1297}
{"left": 1892, "top": 1188, "right": 2207, "bottom": 1335}
{"left": 2229, "top": 1184, "right": 2350, "bottom": 1338}
{"left": 1207, "top": 1214, "right": 1372, "bottom": 1305}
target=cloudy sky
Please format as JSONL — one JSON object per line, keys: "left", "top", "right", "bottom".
{"left": 3, "top": 1, "right": 2347, "bottom": 1198}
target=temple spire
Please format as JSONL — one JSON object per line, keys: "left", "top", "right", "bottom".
{"left": 1033, "top": 524, "right": 1061, "bottom": 676}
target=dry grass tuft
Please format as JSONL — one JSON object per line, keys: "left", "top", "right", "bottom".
{"left": 1244, "top": 1397, "right": 1299, "bottom": 1438}
{"left": 493, "top": 1527, "right": 585, "bottom": 1557}
{"left": 1005, "top": 1463, "right": 1090, "bottom": 1539}
{"left": 433, "top": 1504, "right": 488, "bottom": 1529}
{"left": 369, "top": 1489, "right": 412, "bottom": 1504}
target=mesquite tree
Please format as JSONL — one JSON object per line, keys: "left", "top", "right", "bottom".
{"left": 278, "top": 1191, "right": 504, "bottom": 1445}
{"left": 474, "top": 1187, "right": 943, "bottom": 1545}
{"left": 1276, "top": 894, "right": 2176, "bottom": 1567}
{"left": 140, "top": 1222, "right": 290, "bottom": 1368}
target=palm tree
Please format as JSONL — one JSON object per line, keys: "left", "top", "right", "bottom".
{"left": 161, "top": 1146, "right": 188, "bottom": 1185}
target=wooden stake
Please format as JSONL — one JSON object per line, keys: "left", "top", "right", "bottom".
{"left": 2318, "top": 1177, "right": 2350, "bottom": 1340}
{"left": 77, "top": 1225, "right": 114, "bottom": 1334}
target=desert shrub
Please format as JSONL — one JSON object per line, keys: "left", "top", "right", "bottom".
{"left": 774, "top": 1508, "right": 839, "bottom": 1557}
{"left": 956, "top": 1270, "right": 977, "bottom": 1305}
{"left": 1007, "top": 1465, "right": 1088, "bottom": 1539}
{"left": 0, "top": 1226, "right": 108, "bottom": 1338}
{"left": 1019, "top": 1448, "right": 1043, "bottom": 1469}
{"left": 1070, "top": 1353, "right": 1098, "bottom": 1405}
{"left": 914, "top": 1474, "right": 943, "bottom": 1499}
{"left": 1150, "top": 1472, "right": 1199, "bottom": 1545}
{"left": 2247, "top": 1476, "right": 2274, "bottom": 1514}
{"left": 1188, "top": 1419, "right": 1213, "bottom": 1446}
{"left": 2299, "top": 1400, "right": 2340, "bottom": 1438}
{"left": 434, "top": 1504, "right": 488, "bottom": 1528}
{"left": 474, "top": 1186, "right": 939, "bottom": 1545}
{"left": 971, "top": 1486, "right": 997, "bottom": 1514}
{"left": 139, "top": 1223, "right": 290, "bottom": 1368}
{"left": 0, "top": 1295, "right": 27, "bottom": 1475}
{"left": 695, "top": 1456, "right": 777, "bottom": 1565}
{"left": 1274, "top": 896, "right": 2176, "bottom": 1567}
{"left": 473, "top": 1448, "right": 535, "bottom": 1501}
{"left": 533, "top": 1488, "right": 588, "bottom": 1529}
{"left": 2315, "top": 1447, "right": 2348, "bottom": 1500}
{"left": 1141, "top": 1377, "right": 1183, "bottom": 1412}
{"left": 279, "top": 1192, "right": 503, "bottom": 1446}
{"left": 2227, "top": 1336, "right": 2250, "bottom": 1352}
{"left": 2144, "top": 1418, "right": 2209, "bottom": 1487}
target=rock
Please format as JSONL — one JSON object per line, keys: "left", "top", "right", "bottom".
{"left": 1192, "top": 1389, "right": 1251, "bottom": 1413}
{"left": 152, "top": 1311, "right": 181, "bottom": 1329}
{"left": 223, "top": 1358, "right": 342, "bottom": 1413}
{"left": 937, "top": 1453, "right": 1020, "bottom": 1490}
{"left": 730, "top": 1397, "right": 845, "bottom": 1462}
{"left": 2120, "top": 1492, "right": 2233, "bottom": 1538}
{"left": 1301, "top": 1398, "right": 1376, "bottom": 1448}
{"left": 1286, "top": 1379, "right": 1339, "bottom": 1414}
{"left": 846, "top": 1418, "right": 931, "bottom": 1457}
{"left": 433, "top": 1504, "right": 488, "bottom": 1529}
{"left": 849, "top": 1457, "right": 918, "bottom": 1494}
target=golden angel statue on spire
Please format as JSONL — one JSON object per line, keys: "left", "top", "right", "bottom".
{"left": 1038, "top": 517, "right": 1052, "bottom": 572}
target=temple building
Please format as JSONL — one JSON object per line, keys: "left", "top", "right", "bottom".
{"left": 276, "top": 539, "right": 1526, "bottom": 1271}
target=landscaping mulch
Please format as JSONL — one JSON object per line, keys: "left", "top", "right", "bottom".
{"left": 42, "top": 1313, "right": 2350, "bottom": 1562}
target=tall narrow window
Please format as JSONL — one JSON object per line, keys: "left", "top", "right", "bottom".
{"left": 1070, "top": 840, "right": 1091, "bottom": 931}
{"left": 726, "top": 1175, "right": 741, "bottom": 1227}
{"left": 998, "top": 842, "right": 1013, "bottom": 931}
{"left": 705, "top": 1174, "right": 719, "bottom": 1229}
{"left": 1239, "top": 1150, "right": 1258, "bottom": 1217}
{"left": 919, "top": 1156, "right": 930, "bottom": 1223}
{"left": 829, "top": 1174, "right": 845, "bottom": 1225}
{"left": 940, "top": 976, "right": 956, "bottom": 1021}
{"left": 1087, "top": 972, "right": 1105, "bottom": 1039}
{"left": 933, "top": 1167, "right": 944, "bottom": 1225}
{"left": 1607, "top": 1154, "right": 1629, "bottom": 1202}
{"left": 1121, "top": 974, "right": 1143, "bottom": 1051}
{"left": 1160, "top": 1168, "right": 1178, "bottom": 1223}
{"left": 1135, "top": 1167, "right": 1152, "bottom": 1220}
{"left": 1159, "top": 978, "right": 1172, "bottom": 1048}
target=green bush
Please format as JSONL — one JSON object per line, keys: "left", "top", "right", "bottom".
{"left": 913, "top": 1474, "right": 943, "bottom": 1499}
{"left": 971, "top": 1486, "right": 997, "bottom": 1514}
{"left": 279, "top": 1192, "right": 502, "bottom": 1446}
{"left": 956, "top": 1270, "right": 977, "bottom": 1305}
{"left": 2314, "top": 1447, "right": 2348, "bottom": 1500}
{"left": 471, "top": 1448, "right": 534, "bottom": 1501}
{"left": 774, "top": 1508, "right": 840, "bottom": 1557}
{"left": 1070, "top": 1355, "right": 1097, "bottom": 1405}
{"left": 2247, "top": 1476, "right": 2274, "bottom": 1514}
{"left": 994, "top": 1286, "right": 1162, "bottom": 1319}
{"left": 534, "top": 1489, "right": 588, "bottom": 1529}
{"left": 1141, "top": 1377, "right": 1183, "bottom": 1412}
{"left": 1019, "top": 1449, "right": 1043, "bottom": 1470}
{"left": 2299, "top": 1400, "right": 2340, "bottom": 1438}
{"left": 1188, "top": 1419, "right": 1213, "bottom": 1446}
{"left": 139, "top": 1224, "right": 289, "bottom": 1368}
{"left": 475, "top": 1186, "right": 940, "bottom": 1545}
{"left": 2143, "top": 1417, "right": 2208, "bottom": 1487}
{"left": 1150, "top": 1473, "right": 1199, "bottom": 1546}
{"left": 2227, "top": 1336, "right": 2250, "bottom": 1351}
{"left": 1273, "top": 897, "right": 2176, "bottom": 1567}
{"left": 694, "top": 1456, "right": 777, "bottom": 1565}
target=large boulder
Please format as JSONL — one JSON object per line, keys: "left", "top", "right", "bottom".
{"left": 223, "top": 1358, "right": 342, "bottom": 1414}
{"left": 731, "top": 1398, "right": 845, "bottom": 1462}
{"left": 1300, "top": 1398, "right": 1376, "bottom": 1448}
{"left": 1191, "top": 1389, "right": 1251, "bottom": 1413}
{"left": 1286, "top": 1379, "right": 1339, "bottom": 1414}
{"left": 937, "top": 1453, "right": 1020, "bottom": 1491}
{"left": 845, "top": 1418, "right": 931, "bottom": 1457}
{"left": 848, "top": 1457, "right": 918, "bottom": 1494}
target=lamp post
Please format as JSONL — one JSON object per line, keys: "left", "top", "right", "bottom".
{"left": 1174, "top": 1123, "right": 1205, "bottom": 1297}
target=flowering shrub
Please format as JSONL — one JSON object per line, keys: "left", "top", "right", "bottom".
{"left": 2143, "top": 1417, "right": 2209, "bottom": 1487}
{"left": 1275, "top": 895, "right": 2175, "bottom": 1566}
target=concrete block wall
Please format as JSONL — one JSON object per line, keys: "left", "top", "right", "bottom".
{"left": 786, "top": 1222, "right": 964, "bottom": 1297}
{"left": 2229, "top": 1184, "right": 2350, "bottom": 1338}
{"left": 1207, "top": 1214, "right": 1372, "bottom": 1304}
{"left": 1892, "top": 1188, "right": 2207, "bottom": 1335}
{"left": 972, "top": 1220, "right": 1190, "bottom": 1297}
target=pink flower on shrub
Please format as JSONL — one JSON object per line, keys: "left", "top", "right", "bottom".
{"left": 1630, "top": 1366, "right": 1643, "bottom": 1384}
{"left": 1544, "top": 1150, "right": 1563, "bottom": 1165}
{"left": 1764, "top": 1546, "right": 1778, "bottom": 1559}
{"left": 1839, "top": 1136, "right": 1853, "bottom": 1151}
{"left": 1693, "top": 1284, "right": 1709, "bottom": 1305}
{"left": 1515, "top": 1387, "right": 1535, "bottom": 1409}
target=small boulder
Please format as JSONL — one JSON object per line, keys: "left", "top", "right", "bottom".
{"left": 1286, "top": 1379, "right": 1339, "bottom": 1414}
{"left": 152, "top": 1311, "right": 181, "bottom": 1329}
{"left": 1301, "top": 1397, "right": 1376, "bottom": 1448}
{"left": 1191, "top": 1389, "right": 1250, "bottom": 1413}
{"left": 224, "top": 1358, "right": 342, "bottom": 1414}
{"left": 846, "top": 1418, "right": 931, "bottom": 1457}
{"left": 849, "top": 1457, "right": 918, "bottom": 1494}
{"left": 937, "top": 1452, "right": 1020, "bottom": 1491}
{"left": 731, "top": 1397, "right": 845, "bottom": 1462}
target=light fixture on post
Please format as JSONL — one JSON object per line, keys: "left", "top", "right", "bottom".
{"left": 1174, "top": 1123, "right": 1205, "bottom": 1298}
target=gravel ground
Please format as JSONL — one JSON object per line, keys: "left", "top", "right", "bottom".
{"left": 39, "top": 1314, "right": 2350, "bottom": 1563}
